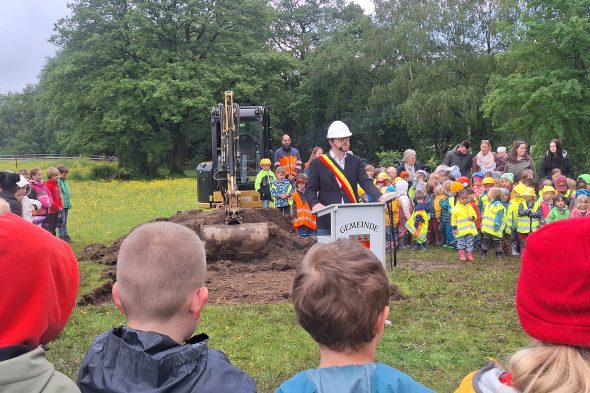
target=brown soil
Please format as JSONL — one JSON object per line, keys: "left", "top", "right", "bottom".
{"left": 77, "top": 208, "right": 403, "bottom": 306}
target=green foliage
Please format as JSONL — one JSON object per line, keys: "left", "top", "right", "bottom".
{"left": 482, "top": 0, "right": 590, "bottom": 169}
{"left": 88, "top": 164, "right": 119, "bottom": 180}
{"left": 4, "top": 0, "right": 590, "bottom": 175}
{"left": 376, "top": 150, "right": 403, "bottom": 167}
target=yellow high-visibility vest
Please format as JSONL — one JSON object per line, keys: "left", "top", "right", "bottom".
{"left": 481, "top": 201, "right": 506, "bottom": 238}
{"left": 451, "top": 203, "right": 478, "bottom": 236}
{"left": 516, "top": 200, "right": 541, "bottom": 234}
{"left": 405, "top": 210, "right": 429, "bottom": 241}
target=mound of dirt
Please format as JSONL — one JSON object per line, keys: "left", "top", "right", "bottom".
{"left": 78, "top": 208, "right": 404, "bottom": 305}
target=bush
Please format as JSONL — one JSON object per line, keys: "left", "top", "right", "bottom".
{"left": 88, "top": 164, "right": 118, "bottom": 180}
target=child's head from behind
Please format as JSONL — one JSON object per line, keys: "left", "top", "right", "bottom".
{"left": 487, "top": 187, "right": 501, "bottom": 201}
{"left": 114, "top": 222, "right": 208, "bottom": 340}
{"left": 414, "top": 189, "right": 426, "bottom": 204}
{"left": 434, "top": 185, "right": 444, "bottom": 197}
{"left": 292, "top": 239, "right": 389, "bottom": 352}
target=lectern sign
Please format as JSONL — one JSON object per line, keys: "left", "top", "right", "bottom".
{"left": 315, "top": 203, "right": 386, "bottom": 264}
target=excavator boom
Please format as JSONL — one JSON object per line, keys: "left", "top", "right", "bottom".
{"left": 201, "top": 91, "right": 269, "bottom": 258}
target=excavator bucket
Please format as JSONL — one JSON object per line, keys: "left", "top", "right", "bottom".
{"left": 201, "top": 222, "right": 269, "bottom": 259}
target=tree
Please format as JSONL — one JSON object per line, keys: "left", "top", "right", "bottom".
{"left": 41, "top": 0, "right": 288, "bottom": 175}
{"left": 368, "top": 0, "right": 515, "bottom": 160}
{"left": 482, "top": 0, "right": 590, "bottom": 168}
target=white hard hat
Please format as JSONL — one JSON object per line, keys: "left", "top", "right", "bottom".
{"left": 326, "top": 121, "right": 352, "bottom": 139}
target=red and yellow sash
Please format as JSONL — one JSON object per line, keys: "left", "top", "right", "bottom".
{"left": 318, "top": 154, "right": 357, "bottom": 203}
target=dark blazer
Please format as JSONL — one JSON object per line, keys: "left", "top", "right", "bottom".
{"left": 306, "top": 153, "right": 382, "bottom": 230}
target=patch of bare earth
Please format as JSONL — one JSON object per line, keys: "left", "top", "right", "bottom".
{"left": 77, "top": 208, "right": 404, "bottom": 306}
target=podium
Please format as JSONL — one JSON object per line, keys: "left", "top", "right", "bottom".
{"left": 315, "top": 203, "right": 386, "bottom": 264}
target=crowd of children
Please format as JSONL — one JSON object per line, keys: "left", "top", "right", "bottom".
{"left": 0, "top": 165, "right": 73, "bottom": 241}
{"left": 255, "top": 159, "right": 317, "bottom": 238}
{"left": 4, "top": 207, "right": 590, "bottom": 392}
{"left": 365, "top": 162, "right": 590, "bottom": 261}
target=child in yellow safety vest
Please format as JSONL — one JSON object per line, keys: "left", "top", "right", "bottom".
{"left": 506, "top": 183, "right": 525, "bottom": 256}
{"left": 406, "top": 189, "right": 429, "bottom": 252}
{"left": 480, "top": 187, "right": 506, "bottom": 259}
{"left": 451, "top": 189, "right": 478, "bottom": 261}
{"left": 500, "top": 188, "right": 512, "bottom": 256}
{"left": 291, "top": 175, "right": 316, "bottom": 238}
{"left": 516, "top": 187, "right": 542, "bottom": 251}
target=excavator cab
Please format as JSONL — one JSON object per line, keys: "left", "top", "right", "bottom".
{"left": 197, "top": 104, "right": 272, "bottom": 209}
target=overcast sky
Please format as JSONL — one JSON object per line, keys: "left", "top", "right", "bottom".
{"left": 0, "top": 0, "right": 374, "bottom": 95}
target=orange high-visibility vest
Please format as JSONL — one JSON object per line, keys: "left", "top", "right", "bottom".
{"left": 278, "top": 155, "right": 299, "bottom": 176}
{"left": 292, "top": 191, "right": 317, "bottom": 230}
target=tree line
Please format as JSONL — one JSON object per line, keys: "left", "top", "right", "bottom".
{"left": 0, "top": 0, "right": 588, "bottom": 176}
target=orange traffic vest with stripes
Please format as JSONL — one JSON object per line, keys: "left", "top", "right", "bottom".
{"left": 292, "top": 191, "right": 317, "bottom": 230}
{"left": 277, "top": 155, "right": 299, "bottom": 176}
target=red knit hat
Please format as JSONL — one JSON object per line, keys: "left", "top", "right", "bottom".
{"left": 517, "top": 217, "right": 590, "bottom": 347}
{"left": 0, "top": 212, "right": 79, "bottom": 347}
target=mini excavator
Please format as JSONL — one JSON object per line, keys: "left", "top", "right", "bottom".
{"left": 198, "top": 91, "right": 271, "bottom": 258}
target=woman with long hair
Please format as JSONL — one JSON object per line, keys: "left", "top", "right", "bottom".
{"left": 539, "top": 138, "right": 574, "bottom": 179}
{"left": 504, "top": 141, "right": 535, "bottom": 180}
{"left": 472, "top": 139, "right": 496, "bottom": 174}
{"left": 303, "top": 146, "right": 323, "bottom": 176}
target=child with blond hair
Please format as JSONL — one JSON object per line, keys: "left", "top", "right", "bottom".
{"left": 45, "top": 166, "right": 63, "bottom": 236}
{"left": 276, "top": 239, "right": 434, "bottom": 393}
{"left": 455, "top": 219, "right": 590, "bottom": 393}
{"left": 480, "top": 187, "right": 506, "bottom": 259}
{"left": 451, "top": 189, "right": 477, "bottom": 261}
{"left": 271, "top": 166, "right": 293, "bottom": 215}
{"left": 570, "top": 193, "right": 590, "bottom": 218}
{"left": 78, "top": 222, "right": 255, "bottom": 392}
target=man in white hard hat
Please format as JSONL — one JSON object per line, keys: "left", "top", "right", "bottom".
{"left": 306, "top": 121, "right": 383, "bottom": 235}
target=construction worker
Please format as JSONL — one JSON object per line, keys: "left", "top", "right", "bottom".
{"left": 306, "top": 121, "right": 383, "bottom": 236}
{"left": 273, "top": 134, "right": 302, "bottom": 182}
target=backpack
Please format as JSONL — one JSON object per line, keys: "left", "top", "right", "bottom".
{"left": 259, "top": 175, "right": 272, "bottom": 200}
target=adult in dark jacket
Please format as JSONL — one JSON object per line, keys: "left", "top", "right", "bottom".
{"left": 306, "top": 121, "right": 383, "bottom": 235}
{"left": 397, "top": 149, "right": 427, "bottom": 186}
{"left": 0, "top": 171, "right": 23, "bottom": 217}
{"left": 539, "top": 138, "right": 574, "bottom": 179}
{"left": 504, "top": 140, "right": 535, "bottom": 180}
{"left": 441, "top": 140, "right": 473, "bottom": 176}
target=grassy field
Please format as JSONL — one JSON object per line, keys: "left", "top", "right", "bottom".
{"left": 2, "top": 159, "right": 529, "bottom": 393}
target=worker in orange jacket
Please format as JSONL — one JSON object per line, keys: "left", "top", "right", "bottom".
{"left": 274, "top": 134, "right": 302, "bottom": 182}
